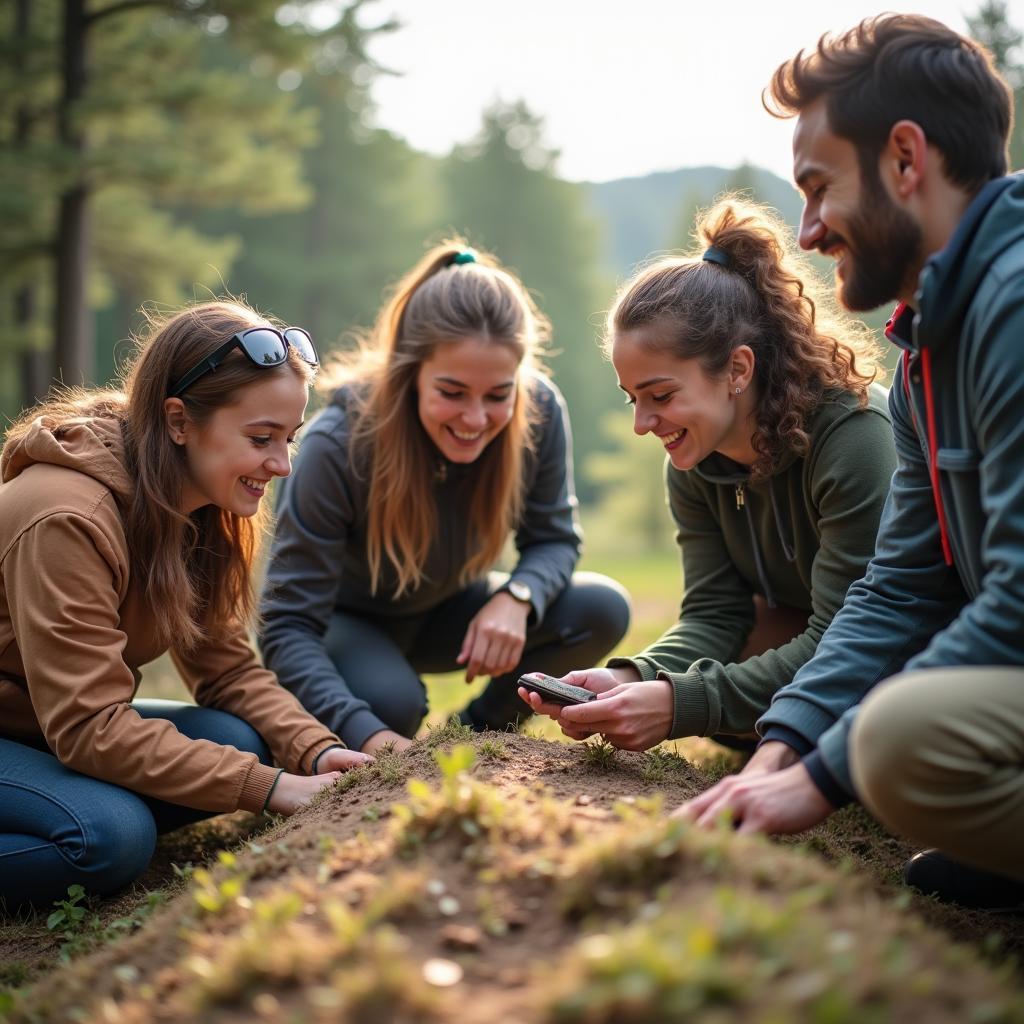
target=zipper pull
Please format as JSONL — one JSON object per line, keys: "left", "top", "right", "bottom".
{"left": 735, "top": 483, "right": 745, "bottom": 510}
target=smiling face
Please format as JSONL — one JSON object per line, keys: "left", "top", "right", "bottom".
{"left": 173, "top": 369, "right": 308, "bottom": 515}
{"left": 793, "top": 98, "right": 922, "bottom": 312}
{"left": 611, "top": 328, "right": 756, "bottom": 471}
{"left": 415, "top": 335, "right": 521, "bottom": 464}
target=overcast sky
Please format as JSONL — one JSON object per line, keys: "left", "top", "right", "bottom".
{"left": 360, "top": 0, "right": 1024, "bottom": 183}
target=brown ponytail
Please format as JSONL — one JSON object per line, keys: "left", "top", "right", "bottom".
{"left": 607, "top": 196, "right": 883, "bottom": 479}
{"left": 319, "top": 239, "right": 550, "bottom": 597}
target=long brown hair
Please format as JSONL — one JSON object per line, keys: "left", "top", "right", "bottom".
{"left": 319, "top": 240, "right": 550, "bottom": 597}
{"left": 607, "top": 197, "right": 883, "bottom": 480}
{"left": 4, "top": 300, "right": 315, "bottom": 650}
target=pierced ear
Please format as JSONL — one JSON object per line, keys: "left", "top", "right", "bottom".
{"left": 883, "top": 120, "right": 927, "bottom": 198}
{"left": 163, "top": 397, "right": 189, "bottom": 445}
{"left": 730, "top": 345, "right": 756, "bottom": 393}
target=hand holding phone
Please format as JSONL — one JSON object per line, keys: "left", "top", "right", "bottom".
{"left": 517, "top": 671, "right": 598, "bottom": 707}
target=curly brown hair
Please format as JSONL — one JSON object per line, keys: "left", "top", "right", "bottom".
{"left": 607, "top": 197, "right": 884, "bottom": 480}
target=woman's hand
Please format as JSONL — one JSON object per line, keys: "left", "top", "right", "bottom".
{"left": 518, "top": 666, "right": 633, "bottom": 722}
{"left": 316, "top": 747, "right": 375, "bottom": 772}
{"left": 361, "top": 729, "right": 414, "bottom": 755}
{"left": 265, "top": 748, "right": 375, "bottom": 815}
{"left": 517, "top": 666, "right": 671, "bottom": 748}
{"left": 561, "top": 677, "right": 673, "bottom": 751}
{"left": 264, "top": 771, "right": 341, "bottom": 815}
{"left": 457, "top": 592, "right": 530, "bottom": 682}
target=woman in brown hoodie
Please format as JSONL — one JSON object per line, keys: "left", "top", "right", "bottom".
{"left": 0, "top": 301, "right": 369, "bottom": 911}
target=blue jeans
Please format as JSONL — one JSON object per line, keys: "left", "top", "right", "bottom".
{"left": 0, "top": 700, "right": 271, "bottom": 912}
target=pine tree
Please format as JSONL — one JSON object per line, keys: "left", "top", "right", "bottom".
{"left": 440, "top": 101, "right": 614, "bottom": 498}
{"left": 0, "top": 0, "right": 392, "bottom": 413}
{"left": 967, "top": 0, "right": 1024, "bottom": 168}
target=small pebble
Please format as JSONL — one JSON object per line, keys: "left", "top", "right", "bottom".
{"left": 438, "top": 895, "right": 461, "bottom": 916}
{"left": 441, "top": 923, "right": 483, "bottom": 951}
{"left": 423, "top": 958, "right": 463, "bottom": 987}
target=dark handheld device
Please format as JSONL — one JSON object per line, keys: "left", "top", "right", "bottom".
{"left": 518, "top": 671, "right": 597, "bottom": 707}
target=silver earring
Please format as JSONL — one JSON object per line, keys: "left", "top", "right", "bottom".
{"left": 734, "top": 387, "right": 742, "bottom": 394}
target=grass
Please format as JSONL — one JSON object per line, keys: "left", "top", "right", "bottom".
{"left": 581, "top": 737, "right": 618, "bottom": 772}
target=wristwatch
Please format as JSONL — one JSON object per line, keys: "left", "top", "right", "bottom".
{"left": 503, "top": 579, "right": 533, "bottom": 605}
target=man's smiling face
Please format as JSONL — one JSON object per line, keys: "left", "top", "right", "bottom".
{"left": 793, "top": 98, "right": 922, "bottom": 312}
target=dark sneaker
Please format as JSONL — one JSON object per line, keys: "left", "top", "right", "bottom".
{"left": 903, "top": 849, "right": 1024, "bottom": 911}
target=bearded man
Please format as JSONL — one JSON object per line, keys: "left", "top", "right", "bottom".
{"left": 679, "top": 13, "right": 1024, "bottom": 911}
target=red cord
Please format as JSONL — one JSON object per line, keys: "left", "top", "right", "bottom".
{"left": 920, "top": 347, "right": 954, "bottom": 566}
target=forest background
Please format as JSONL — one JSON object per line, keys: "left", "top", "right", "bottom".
{"left": 2, "top": 0, "right": 1024, "bottom": 557}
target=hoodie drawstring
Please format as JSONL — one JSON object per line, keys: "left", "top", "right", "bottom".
{"left": 902, "top": 348, "right": 954, "bottom": 567}
{"left": 768, "top": 477, "right": 797, "bottom": 564}
{"left": 735, "top": 478, "right": 797, "bottom": 609}
{"left": 740, "top": 496, "right": 777, "bottom": 609}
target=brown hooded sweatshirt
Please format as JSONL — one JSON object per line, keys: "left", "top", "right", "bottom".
{"left": 0, "top": 413, "right": 342, "bottom": 813}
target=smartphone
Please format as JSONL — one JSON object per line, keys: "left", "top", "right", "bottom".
{"left": 518, "top": 671, "right": 597, "bottom": 707}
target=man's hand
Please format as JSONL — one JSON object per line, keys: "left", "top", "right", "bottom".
{"left": 736, "top": 739, "right": 801, "bottom": 774}
{"left": 673, "top": 761, "right": 834, "bottom": 835}
{"left": 361, "top": 729, "right": 414, "bottom": 755}
{"left": 458, "top": 592, "right": 530, "bottom": 682}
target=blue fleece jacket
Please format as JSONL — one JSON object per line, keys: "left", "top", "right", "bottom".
{"left": 758, "top": 174, "right": 1024, "bottom": 798}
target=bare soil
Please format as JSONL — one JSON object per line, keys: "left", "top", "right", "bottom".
{"left": 2, "top": 729, "right": 1023, "bottom": 1023}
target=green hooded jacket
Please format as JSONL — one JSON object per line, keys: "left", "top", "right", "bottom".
{"left": 609, "top": 383, "right": 894, "bottom": 739}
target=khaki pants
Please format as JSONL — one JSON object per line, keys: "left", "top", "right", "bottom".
{"left": 850, "top": 668, "right": 1024, "bottom": 882}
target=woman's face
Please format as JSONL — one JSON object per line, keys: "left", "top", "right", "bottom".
{"left": 173, "top": 369, "right": 308, "bottom": 515}
{"left": 415, "top": 335, "right": 521, "bottom": 464}
{"left": 611, "top": 328, "right": 754, "bottom": 471}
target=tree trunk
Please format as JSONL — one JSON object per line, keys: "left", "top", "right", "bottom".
{"left": 14, "top": 0, "right": 42, "bottom": 408}
{"left": 53, "top": 0, "right": 94, "bottom": 388}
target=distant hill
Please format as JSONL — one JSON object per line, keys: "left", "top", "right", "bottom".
{"left": 582, "top": 162, "right": 893, "bottom": 346}
{"left": 584, "top": 164, "right": 801, "bottom": 279}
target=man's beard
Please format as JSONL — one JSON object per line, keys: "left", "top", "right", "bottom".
{"left": 833, "top": 173, "right": 923, "bottom": 312}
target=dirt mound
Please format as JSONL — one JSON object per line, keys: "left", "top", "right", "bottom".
{"left": 4, "top": 725, "right": 1023, "bottom": 1023}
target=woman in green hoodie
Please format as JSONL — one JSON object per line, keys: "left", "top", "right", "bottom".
{"left": 520, "top": 198, "right": 895, "bottom": 752}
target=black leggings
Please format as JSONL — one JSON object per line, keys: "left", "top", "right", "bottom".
{"left": 323, "top": 571, "right": 630, "bottom": 741}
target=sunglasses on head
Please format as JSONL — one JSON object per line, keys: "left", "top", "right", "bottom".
{"left": 167, "top": 326, "right": 319, "bottom": 399}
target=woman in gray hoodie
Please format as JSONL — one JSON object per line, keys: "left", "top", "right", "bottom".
{"left": 259, "top": 242, "right": 630, "bottom": 753}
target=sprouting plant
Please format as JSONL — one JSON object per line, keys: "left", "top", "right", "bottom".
{"left": 582, "top": 737, "right": 617, "bottom": 772}
{"left": 434, "top": 743, "right": 477, "bottom": 783}
{"left": 640, "top": 747, "right": 675, "bottom": 784}
{"left": 371, "top": 743, "right": 407, "bottom": 785}
{"left": 479, "top": 737, "right": 509, "bottom": 761}
{"left": 47, "top": 885, "right": 90, "bottom": 935}
{"left": 46, "top": 885, "right": 167, "bottom": 962}
{"left": 423, "top": 716, "right": 474, "bottom": 749}
{"left": 191, "top": 850, "right": 249, "bottom": 915}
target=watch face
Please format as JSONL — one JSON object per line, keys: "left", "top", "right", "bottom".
{"left": 507, "top": 580, "right": 532, "bottom": 603}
